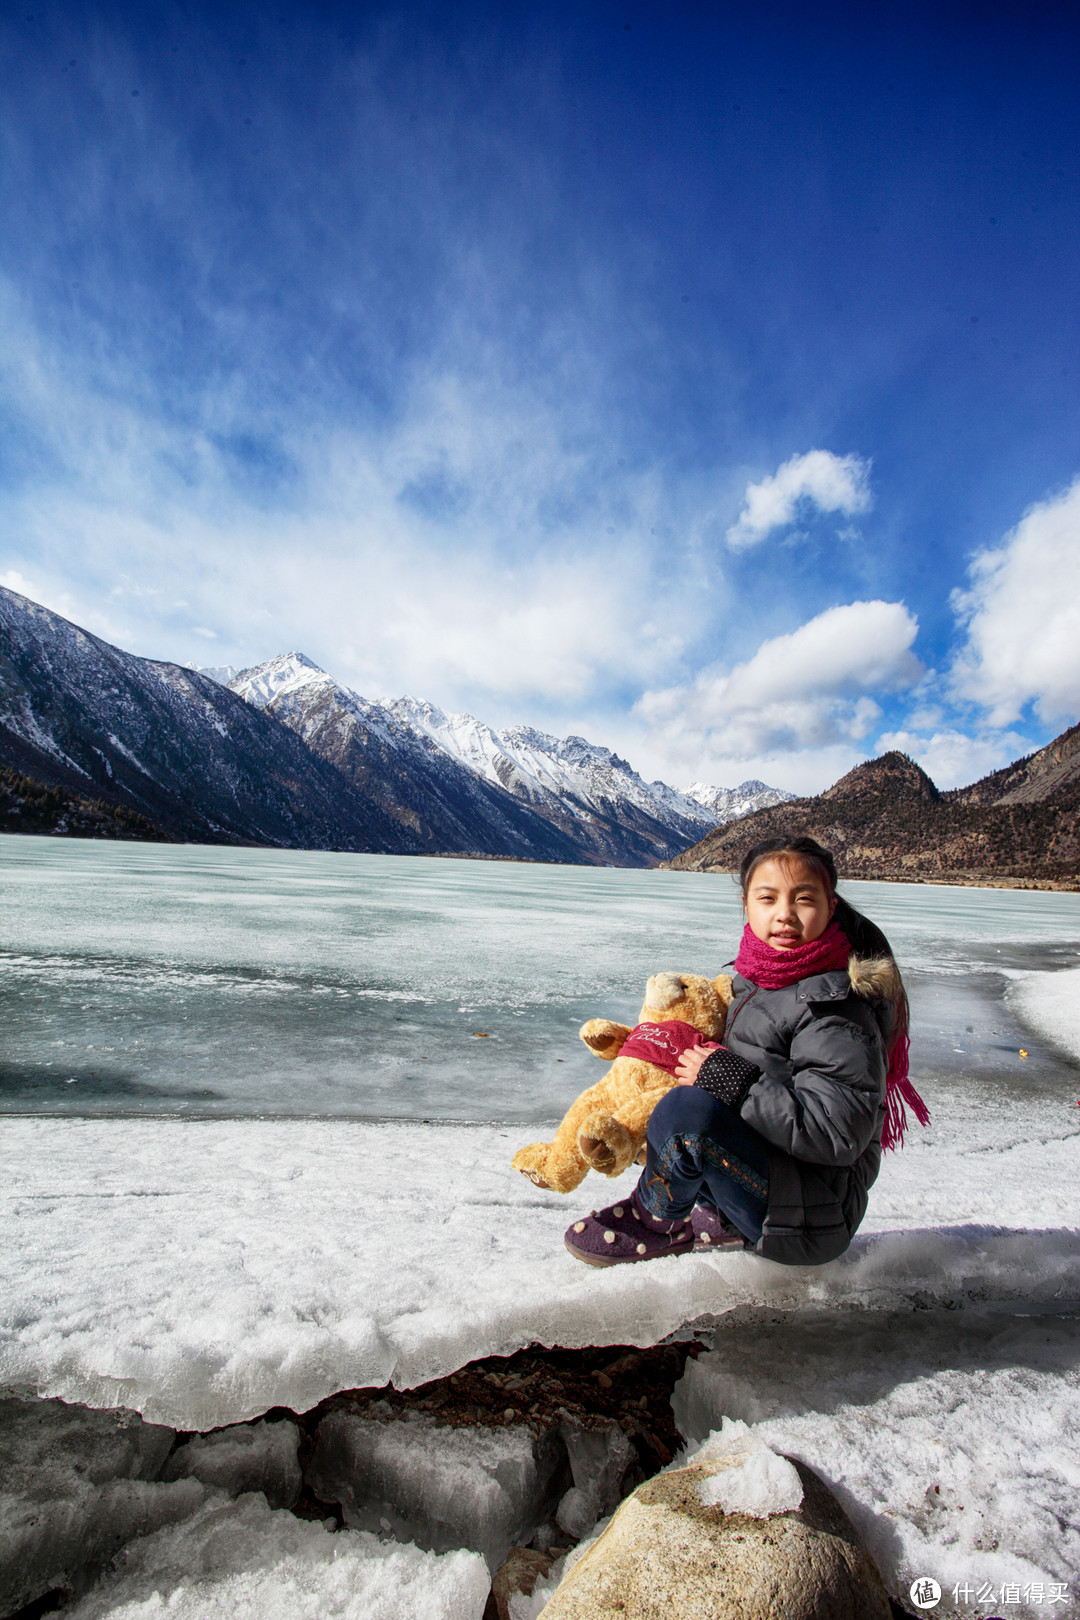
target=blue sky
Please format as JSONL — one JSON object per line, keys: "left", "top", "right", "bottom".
{"left": 1, "top": 0, "right": 1078, "bottom": 794}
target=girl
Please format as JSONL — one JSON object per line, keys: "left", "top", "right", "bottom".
{"left": 564, "top": 834, "right": 927, "bottom": 1267}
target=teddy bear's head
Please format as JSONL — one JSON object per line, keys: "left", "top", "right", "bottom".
{"left": 639, "top": 972, "right": 732, "bottom": 1039}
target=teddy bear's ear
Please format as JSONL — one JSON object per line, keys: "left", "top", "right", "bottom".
{"left": 579, "top": 1018, "right": 632, "bottom": 1059}
{"left": 713, "top": 974, "right": 735, "bottom": 1010}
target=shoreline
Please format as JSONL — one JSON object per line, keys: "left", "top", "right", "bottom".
{"left": 661, "top": 863, "right": 1080, "bottom": 892}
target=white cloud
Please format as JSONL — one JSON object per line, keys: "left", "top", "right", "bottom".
{"left": 874, "top": 728, "right": 1032, "bottom": 791}
{"left": 726, "top": 450, "right": 872, "bottom": 550}
{"left": 0, "top": 282, "right": 700, "bottom": 711}
{"left": 0, "top": 568, "right": 37, "bottom": 596}
{"left": 951, "top": 476, "right": 1080, "bottom": 728}
{"left": 637, "top": 600, "right": 921, "bottom": 765}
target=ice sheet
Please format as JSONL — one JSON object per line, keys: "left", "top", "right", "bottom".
{"left": 6, "top": 837, "right": 1080, "bottom": 1122}
{"left": 0, "top": 1395, "right": 195, "bottom": 1616}
{"left": 673, "top": 1307, "right": 1080, "bottom": 1619}
{"left": 1010, "top": 964, "right": 1080, "bottom": 1066}
{"left": 308, "top": 1411, "right": 563, "bottom": 1572}
{"left": 2, "top": 1079, "right": 1079, "bottom": 1431}
{"left": 61, "top": 1491, "right": 490, "bottom": 1620}
{"left": 162, "top": 1420, "right": 301, "bottom": 1510}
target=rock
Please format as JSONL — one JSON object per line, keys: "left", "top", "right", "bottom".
{"left": 538, "top": 1453, "right": 892, "bottom": 1620}
{"left": 555, "top": 1419, "right": 636, "bottom": 1540}
{"left": 0, "top": 1395, "right": 204, "bottom": 1617}
{"left": 306, "top": 1411, "right": 567, "bottom": 1572}
{"left": 490, "top": 1546, "right": 556, "bottom": 1620}
{"left": 161, "top": 1418, "right": 302, "bottom": 1509}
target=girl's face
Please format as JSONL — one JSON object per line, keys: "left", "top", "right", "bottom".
{"left": 744, "top": 856, "right": 836, "bottom": 950}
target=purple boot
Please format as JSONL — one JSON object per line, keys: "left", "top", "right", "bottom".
{"left": 690, "top": 1202, "right": 748, "bottom": 1251}
{"left": 564, "top": 1190, "right": 694, "bottom": 1267}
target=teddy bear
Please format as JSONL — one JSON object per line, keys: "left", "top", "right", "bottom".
{"left": 512, "top": 970, "right": 734, "bottom": 1194}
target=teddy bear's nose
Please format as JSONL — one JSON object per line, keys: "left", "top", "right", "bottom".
{"left": 645, "top": 973, "right": 685, "bottom": 1009}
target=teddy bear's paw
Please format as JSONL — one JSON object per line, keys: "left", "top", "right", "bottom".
{"left": 577, "top": 1113, "right": 635, "bottom": 1177}
{"left": 512, "top": 1144, "right": 554, "bottom": 1188}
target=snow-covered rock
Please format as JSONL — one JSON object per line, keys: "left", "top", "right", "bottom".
{"left": 390, "top": 695, "right": 726, "bottom": 862}
{"left": 162, "top": 1419, "right": 302, "bottom": 1510}
{"left": 229, "top": 652, "right": 799, "bottom": 866}
{"left": 228, "top": 655, "right": 587, "bottom": 863}
{"left": 671, "top": 1306, "right": 1080, "bottom": 1618}
{"left": 0, "top": 588, "right": 404, "bottom": 852}
{"left": 0, "top": 1395, "right": 202, "bottom": 1616}
{"left": 539, "top": 1443, "right": 891, "bottom": 1620}
{"left": 190, "top": 664, "right": 239, "bottom": 686}
{"left": 61, "top": 1490, "right": 490, "bottom": 1620}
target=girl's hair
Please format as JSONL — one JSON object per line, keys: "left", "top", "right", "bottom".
{"left": 738, "top": 833, "right": 897, "bottom": 965}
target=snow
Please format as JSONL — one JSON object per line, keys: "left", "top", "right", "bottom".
{"left": 228, "top": 652, "right": 328, "bottom": 711}
{"left": 162, "top": 1420, "right": 301, "bottom": 1510}
{"left": 2, "top": 957, "right": 1079, "bottom": 1616}
{"left": 308, "top": 1409, "right": 563, "bottom": 1572}
{"left": 1010, "top": 965, "right": 1080, "bottom": 1066}
{"left": 673, "top": 1307, "right": 1080, "bottom": 1618}
{"left": 226, "top": 654, "right": 737, "bottom": 839}
{"left": 690, "top": 1420, "right": 804, "bottom": 1516}
{"left": 1, "top": 1059, "right": 1079, "bottom": 1434}
{"left": 0, "top": 1394, "right": 200, "bottom": 1616}
{"left": 61, "top": 1491, "right": 491, "bottom": 1620}
{"left": 389, "top": 695, "right": 721, "bottom": 831}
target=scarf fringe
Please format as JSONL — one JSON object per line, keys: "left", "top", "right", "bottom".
{"left": 881, "top": 1021, "right": 931, "bottom": 1152}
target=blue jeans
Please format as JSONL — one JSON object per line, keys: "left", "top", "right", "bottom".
{"left": 636, "top": 1086, "right": 770, "bottom": 1244}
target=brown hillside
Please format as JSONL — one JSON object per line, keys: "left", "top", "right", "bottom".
{"left": 949, "top": 720, "right": 1080, "bottom": 807}
{"left": 665, "top": 740, "right": 1080, "bottom": 888}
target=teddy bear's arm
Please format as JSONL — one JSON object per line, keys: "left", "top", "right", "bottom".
{"left": 579, "top": 1019, "right": 632, "bottom": 1060}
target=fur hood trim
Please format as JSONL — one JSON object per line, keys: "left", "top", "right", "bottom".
{"left": 848, "top": 953, "right": 903, "bottom": 1003}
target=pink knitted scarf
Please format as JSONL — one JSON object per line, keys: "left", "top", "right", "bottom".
{"left": 734, "top": 920, "right": 929, "bottom": 1152}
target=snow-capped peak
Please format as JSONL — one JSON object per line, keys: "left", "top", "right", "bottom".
{"left": 229, "top": 653, "right": 330, "bottom": 710}
{"left": 684, "top": 780, "right": 798, "bottom": 817}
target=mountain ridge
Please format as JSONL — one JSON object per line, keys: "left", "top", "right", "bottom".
{"left": 665, "top": 747, "right": 1080, "bottom": 887}
{"left": 0, "top": 589, "right": 417, "bottom": 851}
{"left": 229, "top": 653, "right": 795, "bottom": 867}
{"left": 0, "top": 587, "right": 790, "bottom": 864}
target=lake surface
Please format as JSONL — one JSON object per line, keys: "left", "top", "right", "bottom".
{"left": 2, "top": 835, "right": 1079, "bottom": 1122}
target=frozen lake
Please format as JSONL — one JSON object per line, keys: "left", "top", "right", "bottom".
{"left": 2, "top": 834, "right": 1079, "bottom": 1122}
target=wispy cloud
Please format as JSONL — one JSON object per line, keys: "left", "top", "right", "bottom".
{"left": 726, "top": 450, "right": 873, "bottom": 551}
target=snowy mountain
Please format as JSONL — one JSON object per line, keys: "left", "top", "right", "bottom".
{"left": 0, "top": 585, "right": 795, "bottom": 864}
{"left": 227, "top": 660, "right": 794, "bottom": 866}
{"left": 192, "top": 663, "right": 239, "bottom": 686}
{"left": 684, "top": 779, "right": 797, "bottom": 820}
{"left": 0, "top": 588, "right": 412, "bottom": 852}
{"left": 228, "top": 655, "right": 587, "bottom": 863}
{"left": 389, "top": 696, "right": 720, "bottom": 852}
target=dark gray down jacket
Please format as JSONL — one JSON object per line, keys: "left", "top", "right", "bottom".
{"left": 696, "top": 957, "right": 899, "bottom": 1266}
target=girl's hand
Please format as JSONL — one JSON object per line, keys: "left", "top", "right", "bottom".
{"left": 674, "top": 1042, "right": 721, "bottom": 1085}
